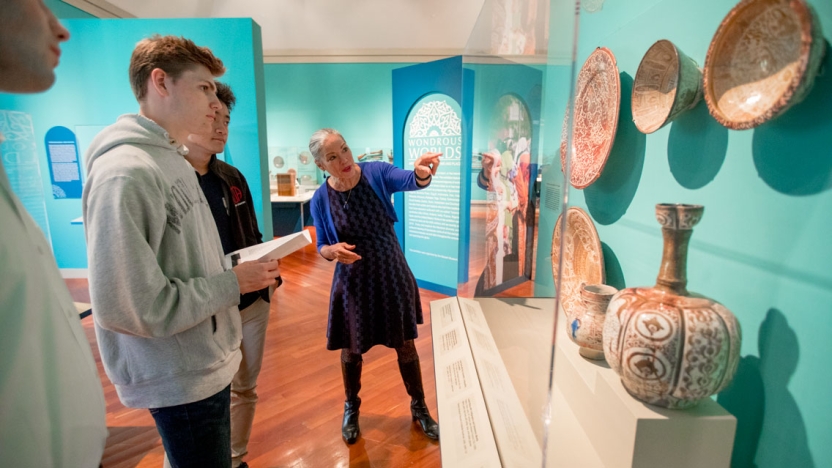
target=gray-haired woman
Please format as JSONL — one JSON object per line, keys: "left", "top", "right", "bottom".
{"left": 309, "top": 128, "right": 441, "bottom": 444}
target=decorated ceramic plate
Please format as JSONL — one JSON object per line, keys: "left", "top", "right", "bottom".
{"left": 551, "top": 207, "right": 605, "bottom": 323}
{"left": 272, "top": 155, "right": 284, "bottom": 169}
{"left": 704, "top": 0, "right": 826, "bottom": 130}
{"left": 632, "top": 40, "right": 703, "bottom": 134}
{"left": 560, "top": 47, "right": 620, "bottom": 189}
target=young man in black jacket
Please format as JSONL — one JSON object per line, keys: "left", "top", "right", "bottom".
{"left": 183, "top": 81, "right": 279, "bottom": 468}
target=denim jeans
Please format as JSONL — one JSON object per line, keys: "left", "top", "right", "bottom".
{"left": 150, "top": 385, "right": 232, "bottom": 468}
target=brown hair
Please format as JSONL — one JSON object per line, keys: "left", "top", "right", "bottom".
{"left": 215, "top": 81, "right": 236, "bottom": 112}
{"left": 129, "top": 35, "right": 225, "bottom": 101}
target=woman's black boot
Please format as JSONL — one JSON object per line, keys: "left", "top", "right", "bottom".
{"left": 341, "top": 360, "right": 362, "bottom": 444}
{"left": 398, "top": 359, "right": 439, "bottom": 440}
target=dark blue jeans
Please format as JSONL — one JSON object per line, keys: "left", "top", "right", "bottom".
{"left": 149, "top": 385, "right": 231, "bottom": 468}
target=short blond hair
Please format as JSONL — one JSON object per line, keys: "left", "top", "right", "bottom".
{"left": 129, "top": 35, "right": 225, "bottom": 101}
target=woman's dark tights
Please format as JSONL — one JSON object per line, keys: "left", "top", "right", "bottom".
{"left": 340, "top": 339, "right": 419, "bottom": 364}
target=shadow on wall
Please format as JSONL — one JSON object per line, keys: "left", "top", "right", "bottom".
{"left": 717, "top": 308, "right": 814, "bottom": 468}
{"left": 752, "top": 41, "right": 832, "bottom": 196}
{"left": 600, "top": 241, "right": 625, "bottom": 290}
{"left": 667, "top": 99, "right": 729, "bottom": 189}
{"left": 585, "top": 72, "right": 647, "bottom": 225}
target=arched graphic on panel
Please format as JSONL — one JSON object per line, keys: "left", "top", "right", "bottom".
{"left": 402, "top": 92, "right": 463, "bottom": 294}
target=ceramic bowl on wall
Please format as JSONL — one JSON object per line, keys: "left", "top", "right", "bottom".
{"left": 583, "top": 0, "right": 605, "bottom": 13}
{"left": 560, "top": 47, "right": 620, "bottom": 189}
{"left": 632, "top": 40, "right": 703, "bottom": 134}
{"left": 704, "top": 0, "right": 826, "bottom": 130}
{"left": 273, "top": 155, "right": 285, "bottom": 169}
{"left": 298, "top": 151, "right": 312, "bottom": 165}
{"left": 551, "top": 207, "right": 605, "bottom": 326}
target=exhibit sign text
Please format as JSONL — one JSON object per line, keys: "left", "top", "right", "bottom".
{"left": 403, "top": 93, "right": 462, "bottom": 292}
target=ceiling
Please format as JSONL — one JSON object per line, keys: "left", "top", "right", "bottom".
{"left": 62, "top": 0, "right": 494, "bottom": 62}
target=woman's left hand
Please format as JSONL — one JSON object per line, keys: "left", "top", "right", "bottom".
{"left": 413, "top": 152, "right": 442, "bottom": 180}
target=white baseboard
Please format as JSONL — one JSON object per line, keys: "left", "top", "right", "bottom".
{"left": 60, "top": 269, "right": 89, "bottom": 279}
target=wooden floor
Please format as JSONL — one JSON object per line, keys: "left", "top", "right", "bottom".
{"left": 67, "top": 208, "right": 535, "bottom": 468}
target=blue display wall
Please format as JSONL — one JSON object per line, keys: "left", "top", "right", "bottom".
{"left": 466, "top": 62, "right": 544, "bottom": 201}
{"left": 0, "top": 18, "right": 271, "bottom": 270}
{"left": 392, "top": 56, "right": 474, "bottom": 296}
{"left": 462, "top": 60, "right": 543, "bottom": 295}
{"left": 554, "top": 1, "right": 832, "bottom": 466}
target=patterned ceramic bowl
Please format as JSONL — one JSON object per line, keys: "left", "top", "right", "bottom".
{"left": 632, "top": 40, "right": 703, "bottom": 134}
{"left": 560, "top": 47, "right": 621, "bottom": 189}
{"left": 704, "top": 0, "right": 826, "bottom": 130}
{"left": 551, "top": 207, "right": 605, "bottom": 324}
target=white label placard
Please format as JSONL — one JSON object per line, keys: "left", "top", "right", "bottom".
{"left": 430, "top": 297, "right": 501, "bottom": 468}
{"left": 458, "top": 297, "right": 542, "bottom": 468}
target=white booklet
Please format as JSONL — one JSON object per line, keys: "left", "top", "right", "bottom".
{"left": 224, "top": 230, "right": 312, "bottom": 267}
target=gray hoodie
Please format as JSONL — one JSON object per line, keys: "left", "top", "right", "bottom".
{"left": 82, "top": 114, "right": 242, "bottom": 408}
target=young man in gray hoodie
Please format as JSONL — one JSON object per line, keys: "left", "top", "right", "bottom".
{"left": 82, "top": 35, "right": 279, "bottom": 468}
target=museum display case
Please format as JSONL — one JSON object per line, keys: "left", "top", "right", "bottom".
{"left": 1, "top": 1, "right": 829, "bottom": 465}
{"left": 430, "top": 0, "right": 831, "bottom": 466}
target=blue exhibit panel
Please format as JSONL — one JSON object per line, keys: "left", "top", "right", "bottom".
{"left": 392, "top": 56, "right": 472, "bottom": 295}
{"left": 402, "top": 93, "right": 463, "bottom": 294}
{"left": 44, "top": 126, "right": 82, "bottom": 199}
{"left": 466, "top": 62, "right": 543, "bottom": 296}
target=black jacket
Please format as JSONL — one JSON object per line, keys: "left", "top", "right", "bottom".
{"left": 208, "top": 155, "right": 279, "bottom": 309}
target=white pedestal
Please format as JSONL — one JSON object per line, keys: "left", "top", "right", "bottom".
{"left": 431, "top": 298, "right": 737, "bottom": 468}
{"left": 551, "top": 309, "right": 737, "bottom": 468}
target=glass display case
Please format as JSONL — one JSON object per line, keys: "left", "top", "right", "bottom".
{"left": 432, "top": 1, "right": 589, "bottom": 465}
{"left": 427, "top": 0, "right": 832, "bottom": 466}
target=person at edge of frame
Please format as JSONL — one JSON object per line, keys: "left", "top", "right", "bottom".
{"left": 0, "top": 1, "right": 108, "bottom": 466}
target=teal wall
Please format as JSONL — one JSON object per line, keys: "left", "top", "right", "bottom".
{"left": 262, "top": 63, "right": 414, "bottom": 162}
{"left": 562, "top": 0, "right": 832, "bottom": 466}
{"left": 0, "top": 18, "right": 270, "bottom": 268}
